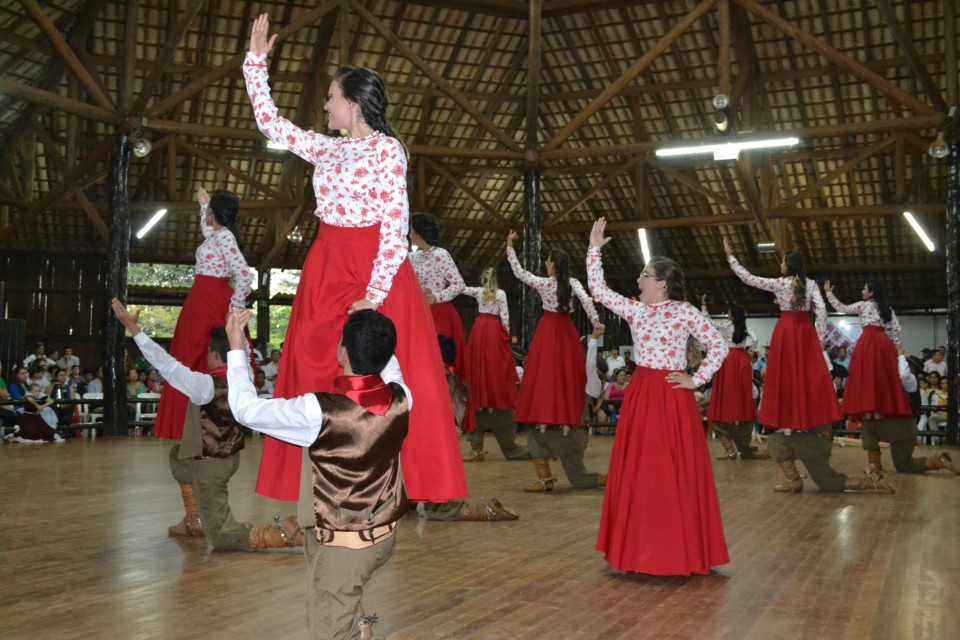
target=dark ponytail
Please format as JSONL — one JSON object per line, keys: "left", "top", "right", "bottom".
{"left": 550, "top": 249, "right": 572, "bottom": 312}
{"left": 730, "top": 304, "right": 747, "bottom": 345}
{"left": 411, "top": 212, "right": 444, "bottom": 248}
{"left": 783, "top": 250, "right": 807, "bottom": 311}
{"left": 334, "top": 66, "right": 407, "bottom": 158}
{"left": 865, "top": 280, "right": 892, "bottom": 323}
{"left": 210, "top": 190, "right": 243, "bottom": 253}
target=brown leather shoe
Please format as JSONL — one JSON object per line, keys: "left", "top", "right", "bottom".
{"left": 168, "top": 513, "right": 204, "bottom": 537}
{"left": 458, "top": 497, "right": 519, "bottom": 521}
{"left": 773, "top": 460, "right": 803, "bottom": 493}
{"left": 525, "top": 457, "right": 556, "bottom": 492}
{"left": 927, "top": 452, "right": 959, "bottom": 474}
{"left": 716, "top": 434, "right": 738, "bottom": 460}
{"left": 249, "top": 515, "right": 304, "bottom": 549}
{"left": 844, "top": 470, "right": 895, "bottom": 494}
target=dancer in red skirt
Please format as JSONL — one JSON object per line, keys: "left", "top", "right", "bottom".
{"left": 461, "top": 268, "right": 527, "bottom": 462}
{"left": 588, "top": 219, "right": 729, "bottom": 576}
{"left": 699, "top": 296, "right": 766, "bottom": 461}
{"left": 153, "top": 187, "right": 252, "bottom": 536}
{"left": 409, "top": 213, "right": 467, "bottom": 373}
{"left": 506, "top": 231, "right": 605, "bottom": 492}
{"left": 244, "top": 15, "right": 466, "bottom": 507}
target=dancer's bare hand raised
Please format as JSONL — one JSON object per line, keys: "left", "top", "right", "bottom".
{"left": 249, "top": 14, "right": 278, "bottom": 55}
{"left": 589, "top": 218, "right": 612, "bottom": 250}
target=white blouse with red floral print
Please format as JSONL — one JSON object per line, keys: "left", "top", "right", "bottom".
{"left": 506, "top": 247, "right": 601, "bottom": 328}
{"left": 727, "top": 255, "right": 828, "bottom": 338}
{"left": 410, "top": 247, "right": 465, "bottom": 304}
{"left": 587, "top": 248, "right": 727, "bottom": 387}
{"left": 699, "top": 303, "right": 758, "bottom": 354}
{"left": 243, "top": 52, "right": 408, "bottom": 306}
{"left": 197, "top": 204, "right": 252, "bottom": 312}
{"left": 825, "top": 292, "right": 902, "bottom": 348}
{"left": 462, "top": 287, "right": 510, "bottom": 332}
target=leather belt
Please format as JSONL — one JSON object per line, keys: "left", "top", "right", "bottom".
{"left": 313, "top": 522, "right": 397, "bottom": 549}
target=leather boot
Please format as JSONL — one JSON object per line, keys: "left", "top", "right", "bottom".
{"left": 867, "top": 450, "right": 884, "bottom": 472}
{"left": 844, "top": 470, "right": 895, "bottom": 494}
{"left": 596, "top": 473, "right": 607, "bottom": 488}
{"left": 716, "top": 434, "right": 738, "bottom": 460}
{"left": 926, "top": 452, "right": 959, "bottom": 474}
{"left": 168, "top": 483, "right": 204, "bottom": 537}
{"left": 458, "top": 497, "right": 519, "bottom": 521}
{"left": 249, "top": 515, "right": 304, "bottom": 549}
{"left": 773, "top": 460, "right": 803, "bottom": 493}
{"left": 462, "top": 441, "right": 485, "bottom": 463}
{"left": 524, "top": 458, "right": 556, "bottom": 492}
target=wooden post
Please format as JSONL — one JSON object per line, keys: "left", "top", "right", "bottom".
{"left": 104, "top": 135, "right": 131, "bottom": 436}
{"left": 946, "top": 129, "right": 959, "bottom": 445}
{"left": 521, "top": 169, "right": 541, "bottom": 348}
{"left": 257, "top": 270, "right": 271, "bottom": 356}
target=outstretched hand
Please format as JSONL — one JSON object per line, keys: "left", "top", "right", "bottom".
{"left": 591, "top": 325, "right": 606, "bottom": 340}
{"left": 722, "top": 238, "right": 733, "bottom": 258}
{"left": 700, "top": 293, "right": 708, "bottom": 307}
{"left": 197, "top": 188, "right": 210, "bottom": 206}
{"left": 111, "top": 298, "right": 142, "bottom": 337}
{"left": 226, "top": 310, "right": 251, "bottom": 351}
{"left": 589, "top": 218, "right": 612, "bottom": 250}
{"left": 822, "top": 280, "right": 833, "bottom": 294}
{"left": 506, "top": 230, "right": 519, "bottom": 249}
{"left": 249, "top": 13, "right": 278, "bottom": 55}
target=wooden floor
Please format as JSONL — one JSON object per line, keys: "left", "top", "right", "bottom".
{"left": 1, "top": 431, "right": 958, "bottom": 640}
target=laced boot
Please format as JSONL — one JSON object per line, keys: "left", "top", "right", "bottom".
{"left": 926, "top": 452, "right": 959, "bottom": 474}
{"left": 168, "top": 484, "right": 204, "bottom": 537}
{"left": 716, "top": 434, "right": 738, "bottom": 460}
{"left": 524, "top": 458, "right": 557, "bottom": 493}
{"left": 844, "top": 470, "right": 895, "bottom": 494}
{"left": 867, "top": 450, "right": 884, "bottom": 472}
{"left": 248, "top": 515, "right": 304, "bottom": 549}
{"left": 773, "top": 460, "right": 804, "bottom": 493}
{"left": 458, "top": 497, "right": 519, "bottom": 521}
{"left": 462, "top": 441, "right": 486, "bottom": 463}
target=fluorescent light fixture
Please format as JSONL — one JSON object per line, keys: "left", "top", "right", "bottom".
{"left": 266, "top": 141, "right": 288, "bottom": 151}
{"left": 903, "top": 211, "right": 935, "bottom": 252}
{"left": 757, "top": 242, "right": 776, "bottom": 250}
{"left": 656, "top": 136, "right": 800, "bottom": 161}
{"left": 637, "top": 228, "right": 650, "bottom": 264}
{"left": 135, "top": 209, "right": 168, "bottom": 239}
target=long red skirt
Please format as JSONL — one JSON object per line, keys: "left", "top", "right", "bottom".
{"left": 842, "top": 326, "right": 912, "bottom": 419}
{"left": 465, "top": 314, "right": 518, "bottom": 410}
{"left": 707, "top": 348, "right": 757, "bottom": 423}
{"left": 515, "top": 311, "right": 585, "bottom": 426}
{"left": 257, "top": 223, "right": 467, "bottom": 503}
{"left": 153, "top": 275, "right": 232, "bottom": 439}
{"left": 760, "top": 311, "right": 841, "bottom": 431}
{"left": 597, "top": 367, "right": 729, "bottom": 575}
{"left": 431, "top": 302, "right": 466, "bottom": 374}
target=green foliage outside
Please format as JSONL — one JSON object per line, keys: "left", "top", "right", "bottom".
{"left": 128, "top": 263, "right": 301, "bottom": 349}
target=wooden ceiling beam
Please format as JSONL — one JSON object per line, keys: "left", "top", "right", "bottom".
{"left": 732, "top": 0, "right": 935, "bottom": 117}
{"left": 350, "top": 1, "right": 522, "bottom": 152}
{"left": 542, "top": 0, "right": 716, "bottom": 151}
{"left": 406, "top": 0, "right": 526, "bottom": 19}
{"left": 0, "top": 78, "right": 117, "bottom": 125}
{"left": 174, "top": 137, "right": 286, "bottom": 201}
{"left": 119, "top": 0, "right": 140, "bottom": 115}
{"left": 875, "top": 0, "right": 948, "bottom": 114}
{"left": 645, "top": 157, "right": 751, "bottom": 216}
{"left": 19, "top": 0, "right": 115, "bottom": 113}
{"left": 525, "top": 0, "right": 542, "bottom": 158}
{"left": 543, "top": 157, "right": 641, "bottom": 227}
{"left": 146, "top": 1, "right": 341, "bottom": 118}
{"left": 424, "top": 158, "right": 513, "bottom": 226}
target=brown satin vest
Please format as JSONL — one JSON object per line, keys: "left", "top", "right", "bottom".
{"left": 308, "top": 383, "right": 409, "bottom": 531}
{"left": 199, "top": 378, "right": 245, "bottom": 459}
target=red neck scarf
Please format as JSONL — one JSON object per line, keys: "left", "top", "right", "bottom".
{"left": 209, "top": 366, "right": 228, "bottom": 380}
{"left": 330, "top": 374, "right": 393, "bottom": 416}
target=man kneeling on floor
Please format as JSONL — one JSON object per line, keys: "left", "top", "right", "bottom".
{"left": 225, "top": 308, "right": 409, "bottom": 640}
{"left": 111, "top": 299, "right": 302, "bottom": 550}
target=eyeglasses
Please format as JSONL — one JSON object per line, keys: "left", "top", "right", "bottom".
{"left": 638, "top": 271, "right": 662, "bottom": 281}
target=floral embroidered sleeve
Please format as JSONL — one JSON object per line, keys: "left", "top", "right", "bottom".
{"left": 810, "top": 282, "right": 828, "bottom": 338}
{"left": 497, "top": 290, "right": 510, "bottom": 332}
{"left": 683, "top": 303, "right": 729, "bottom": 387}
{"left": 219, "top": 232, "right": 253, "bottom": 312}
{"left": 700, "top": 301, "right": 733, "bottom": 343}
{"left": 825, "top": 291, "right": 861, "bottom": 316}
{"left": 199, "top": 203, "right": 213, "bottom": 240}
{"left": 461, "top": 286, "right": 481, "bottom": 301}
{"left": 433, "top": 249, "right": 465, "bottom": 303}
{"left": 745, "top": 328, "right": 758, "bottom": 355}
{"left": 727, "top": 255, "right": 780, "bottom": 293}
{"left": 506, "top": 247, "right": 550, "bottom": 290}
{"left": 243, "top": 52, "right": 331, "bottom": 165}
{"left": 586, "top": 247, "right": 637, "bottom": 320}
{"left": 888, "top": 308, "right": 903, "bottom": 349}
{"left": 571, "top": 278, "right": 601, "bottom": 328}
{"left": 367, "top": 137, "right": 410, "bottom": 306}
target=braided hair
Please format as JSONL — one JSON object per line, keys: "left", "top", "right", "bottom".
{"left": 865, "top": 280, "right": 892, "bottom": 323}
{"left": 411, "top": 212, "right": 444, "bottom": 248}
{"left": 783, "top": 250, "right": 807, "bottom": 311}
{"left": 480, "top": 267, "right": 498, "bottom": 306}
{"left": 729, "top": 304, "right": 747, "bottom": 345}
{"left": 209, "top": 190, "right": 243, "bottom": 253}
{"left": 334, "top": 66, "right": 407, "bottom": 157}
{"left": 550, "top": 248, "right": 572, "bottom": 312}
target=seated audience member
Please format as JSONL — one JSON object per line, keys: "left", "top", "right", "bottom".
{"left": 126, "top": 367, "right": 146, "bottom": 420}
{"left": 261, "top": 349, "right": 281, "bottom": 382}
{"left": 924, "top": 350, "right": 947, "bottom": 377}
{"left": 58, "top": 346, "right": 80, "bottom": 370}
{"left": 928, "top": 379, "right": 949, "bottom": 433}
{"left": 28, "top": 364, "right": 50, "bottom": 392}
{"left": 25, "top": 383, "right": 60, "bottom": 429}
{"left": 86, "top": 366, "right": 104, "bottom": 394}
{"left": 0, "top": 363, "right": 18, "bottom": 427}
{"left": 68, "top": 365, "right": 85, "bottom": 395}
{"left": 146, "top": 368, "right": 163, "bottom": 394}
{"left": 605, "top": 349, "right": 625, "bottom": 379}
{"left": 600, "top": 368, "right": 630, "bottom": 424}
{"left": 832, "top": 345, "right": 851, "bottom": 371}
{"left": 23, "top": 342, "right": 45, "bottom": 367}
{"left": 46, "top": 368, "right": 76, "bottom": 426}
{"left": 254, "top": 369, "right": 273, "bottom": 398}
{"left": 4, "top": 383, "right": 62, "bottom": 444}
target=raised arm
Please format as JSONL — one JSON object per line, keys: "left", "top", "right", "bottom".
{"left": 506, "top": 245, "right": 549, "bottom": 289}
{"left": 363, "top": 137, "right": 410, "bottom": 307}
{"left": 432, "top": 248, "right": 466, "bottom": 304}
{"left": 824, "top": 284, "right": 861, "bottom": 316}
{"left": 727, "top": 254, "right": 780, "bottom": 293}
{"left": 198, "top": 188, "right": 213, "bottom": 239}
{"left": 586, "top": 248, "right": 635, "bottom": 320}
{"left": 888, "top": 308, "right": 903, "bottom": 349}
{"left": 571, "top": 278, "right": 601, "bottom": 329}
{"left": 809, "top": 283, "right": 828, "bottom": 338}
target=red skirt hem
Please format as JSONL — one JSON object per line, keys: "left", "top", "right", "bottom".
{"left": 707, "top": 348, "right": 757, "bottom": 423}
{"left": 465, "top": 314, "right": 518, "bottom": 410}
{"left": 841, "top": 326, "right": 912, "bottom": 418}
{"left": 514, "top": 311, "right": 585, "bottom": 426}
